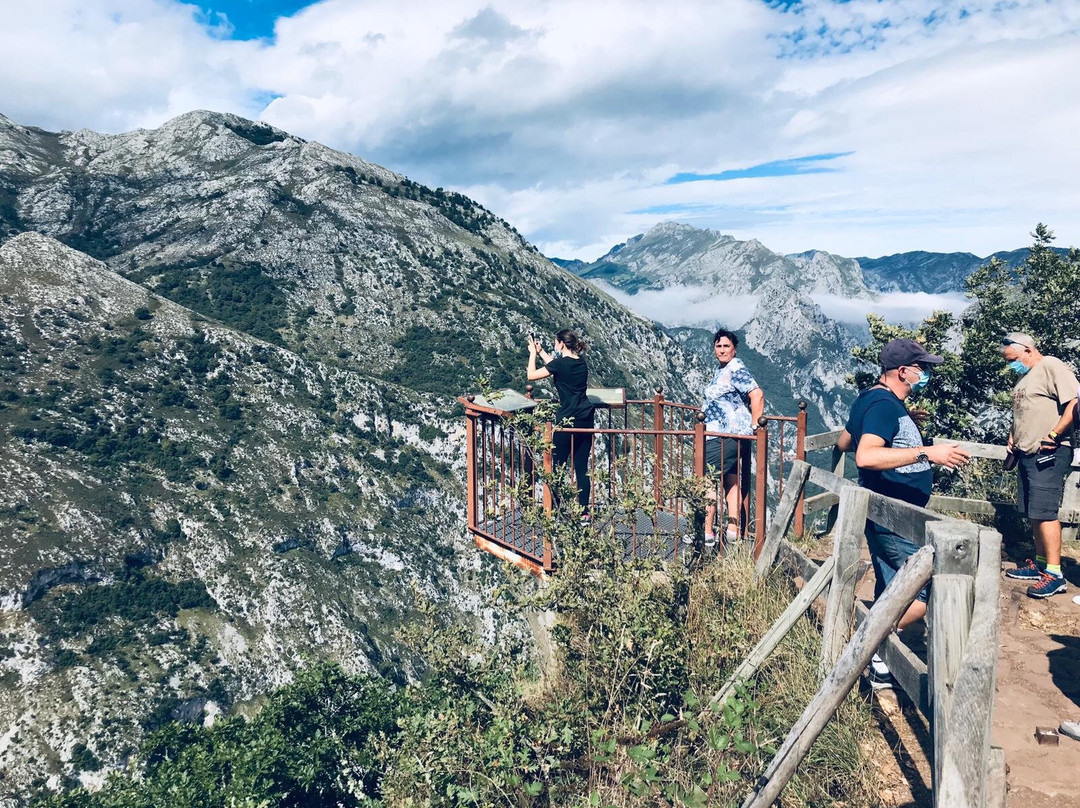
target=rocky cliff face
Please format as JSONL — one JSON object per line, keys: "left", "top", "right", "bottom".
{"left": 0, "top": 111, "right": 710, "bottom": 801}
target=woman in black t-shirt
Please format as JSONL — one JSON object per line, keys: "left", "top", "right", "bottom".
{"left": 527, "top": 329, "right": 595, "bottom": 515}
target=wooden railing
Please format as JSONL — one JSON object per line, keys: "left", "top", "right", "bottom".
{"left": 800, "top": 429, "right": 1080, "bottom": 537}
{"left": 460, "top": 389, "right": 808, "bottom": 575}
{"left": 743, "top": 461, "right": 1006, "bottom": 808}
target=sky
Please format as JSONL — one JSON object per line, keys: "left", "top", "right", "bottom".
{"left": 2, "top": 0, "right": 1079, "bottom": 262}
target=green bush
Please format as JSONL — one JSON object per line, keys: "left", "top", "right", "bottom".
{"left": 31, "top": 571, "right": 216, "bottom": 639}
{"left": 35, "top": 663, "right": 398, "bottom": 808}
{"left": 151, "top": 262, "right": 290, "bottom": 345}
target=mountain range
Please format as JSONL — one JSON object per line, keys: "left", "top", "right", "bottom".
{"left": 0, "top": 110, "right": 711, "bottom": 801}
{"left": 0, "top": 106, "right": 1058, "bottom": 801}
{"left": 553, "top": 222, "right": 1055, "bottom": 429}
{"left": 555, "top": 223, "right": 1053, "bottom": 296}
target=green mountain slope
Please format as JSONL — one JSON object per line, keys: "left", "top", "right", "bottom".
{"left": 0, "top": 110, "right": 711, "bottom": 800}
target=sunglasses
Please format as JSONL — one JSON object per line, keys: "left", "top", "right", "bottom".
{"left": 1000, "top": 339, "right": 1028, "bottom": 348}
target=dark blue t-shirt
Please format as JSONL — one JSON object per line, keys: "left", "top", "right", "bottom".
{"left": 845, "top": 387, "right": 932, "bottom": 507}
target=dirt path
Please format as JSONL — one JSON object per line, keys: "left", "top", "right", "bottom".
{"left": 820, "top": 535, "right": 1080, "bottom": 805}
{"left": 993, "top": 546, "right": 1080, "bottom": 808}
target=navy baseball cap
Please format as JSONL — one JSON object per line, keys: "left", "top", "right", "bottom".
{"left": 880, "top": 338, "right": 944, "bottom": 371}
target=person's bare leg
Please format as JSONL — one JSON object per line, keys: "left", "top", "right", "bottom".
{"left": 723, "top": 473, "right": 740, "bottom": 539}
{"left": 1032, "top": 518, "right": 1062, "bottom": 567}
{"left": 704, "top": 496, "right": 717, "bottom": 540}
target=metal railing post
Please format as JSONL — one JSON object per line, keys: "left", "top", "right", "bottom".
{"left": 542, "top": 421, "right": 554, "bottom": 572}
{"left": 794, "top": 401, "right": 807, "bottom": 537}
{"left": 753, "top": 417, "right": 768, "bottom": 558}
{"left": 653, "top": 387, "right": 664, "bottom": 505}
{"left": 465, "top": 398, "right": 477, "bottom": 533}
{"left": 693, "top": 412, "right": 706, "bottom": 478}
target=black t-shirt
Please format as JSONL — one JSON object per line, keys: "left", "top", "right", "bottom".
{"left": 546, "top": 355, "right": 594, "bottom": 425}
{"left": 845, "top": 387, "right": 932, "bottom": 507}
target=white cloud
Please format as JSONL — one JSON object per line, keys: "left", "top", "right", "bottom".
{"left": 593, "top": 282, "right": 760, "bottom": 330}
{"left": 811, "top": 291, "right": 971, "bottom": 325}
{"left": 593, "top": 281, "right": 970, "bottom": 331}
{"left": 2, "top": 0, "right": 1079, "bottom": 259}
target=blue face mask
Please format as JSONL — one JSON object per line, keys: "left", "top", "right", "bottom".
{"left": 908, "top": 369, "right": 930, "bottom": 393}
{"left": 1008, "top": 359, "right": 1029, "bottom": 375}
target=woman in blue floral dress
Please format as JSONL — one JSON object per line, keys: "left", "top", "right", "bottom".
{"left": 702, "top": 329, "right": 764, "bottom": 547}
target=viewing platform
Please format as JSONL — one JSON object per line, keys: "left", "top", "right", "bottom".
{"left": 459, "top": 387, "right": 808, "bottom": 576}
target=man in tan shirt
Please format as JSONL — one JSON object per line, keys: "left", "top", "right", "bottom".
{"left": 1001, "top": 332, "right": 1079, "bottom": 598}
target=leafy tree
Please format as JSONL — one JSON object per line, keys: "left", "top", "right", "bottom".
{"left": 853, "top": 224, "right": 1080, "bottom": 445}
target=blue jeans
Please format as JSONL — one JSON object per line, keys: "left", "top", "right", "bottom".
{"left": 865, "top": 521, "right": 930, "bottom": 603}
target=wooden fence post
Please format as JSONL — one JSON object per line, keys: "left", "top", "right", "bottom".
{"left": 926, "top": 519, "right": 979, "bottom": 804}
{"left": 820, "top": 486, "right": 870, "bottom": 672}
{"left": 740, "top": 544, "right": 935, "bottom": 808}
{"left": 935, "top": 526, "right": 1003, "bottom": 808}
{"left": 822, "top": 445, "right": 846, "bottom": 534}
{"left": 754, "top": 460, "right": 810, "bottom": 579}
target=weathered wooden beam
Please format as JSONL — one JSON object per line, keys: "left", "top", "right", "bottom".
{"left": 803, "top": 491, "right": 840, "bottom": 514}
{"left": 927, "top": 495, "right": 1002, "bottom": 517}
{"left": 927, "top": 520, "right": 980, "bottom": 805}
{"left": 778, "top": 541, "right": 823, "bottom": 584}
{"left": 866, "top": 490, "right": 944, "bottom": 546}
{"left": 709, "top": 555, "right": 836, "bottom": 712}
{"left": 985, "top": 746, "right": 1007, "bottom": 808}
{"left": 1063, "top": 468, "right": 1080, "bottom": 542}
{"left": 819, "top": 447, "right": 848, "bottom": 534}
{"left": 820, "top": 487, "right": 870, "bottom": 672}
{"left": 931, "top": 437, "right": 1008, "bottom": 461}
{"left": 805, "top": 429, "right": 844, "bottom": 451}
{"left": 936, "top": 527, "right": 1003, "bottom": 808}
{"left": 740, "top": 545, "right": 935, "bottom": 808}
{"left": 755, "top": 460, "right": 811, "bottom": 578}
{"left": 807, "top": 465, "right": 855, "bottom": 495}
{"left": 853, "top": 601, "right": 930, "bottom": 714}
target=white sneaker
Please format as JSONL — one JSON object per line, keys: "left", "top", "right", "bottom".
{"left": 1072, "top": 595, "right": 1080, "bottom": 606}
{"left": 867, "top": 653, "right": 893, "bottom": 690}
{"left": 1061, "top": 721, "right": 1080, "bottom": 742}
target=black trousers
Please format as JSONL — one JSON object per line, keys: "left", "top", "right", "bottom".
{"left": 552, "top": 429, "right": 593, "bottom": 511}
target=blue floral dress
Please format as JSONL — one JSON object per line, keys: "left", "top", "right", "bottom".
{"left": 702, "top": 358, "right": 759, "bottom": 436}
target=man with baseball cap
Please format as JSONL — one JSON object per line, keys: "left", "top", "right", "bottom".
{"left": 1001, "top": 332, "right": 1078, "bottom": 598}
{"left": 837, "top": 338, "right": 970, "bottom": 687}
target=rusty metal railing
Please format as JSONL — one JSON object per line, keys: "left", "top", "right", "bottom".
{"left": 460, "top": 389, "right": 808, "bottom": 576}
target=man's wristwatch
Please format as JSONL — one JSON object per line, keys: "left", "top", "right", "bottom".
{"left": 916, "top": 451, "right": 929, "bottom": 464}
{"left": 1048, "top": 430, "right": 1060, "bottom": 443}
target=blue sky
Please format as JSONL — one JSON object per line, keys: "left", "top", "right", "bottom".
{"left": 2, "top": 0, "right": 1080, "bottom": 260}
{"left": 198, "top": 1, "right": 318, "bottom": 39}
{"left": 665, "top": 153, "right": 853, "bottom": 185}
